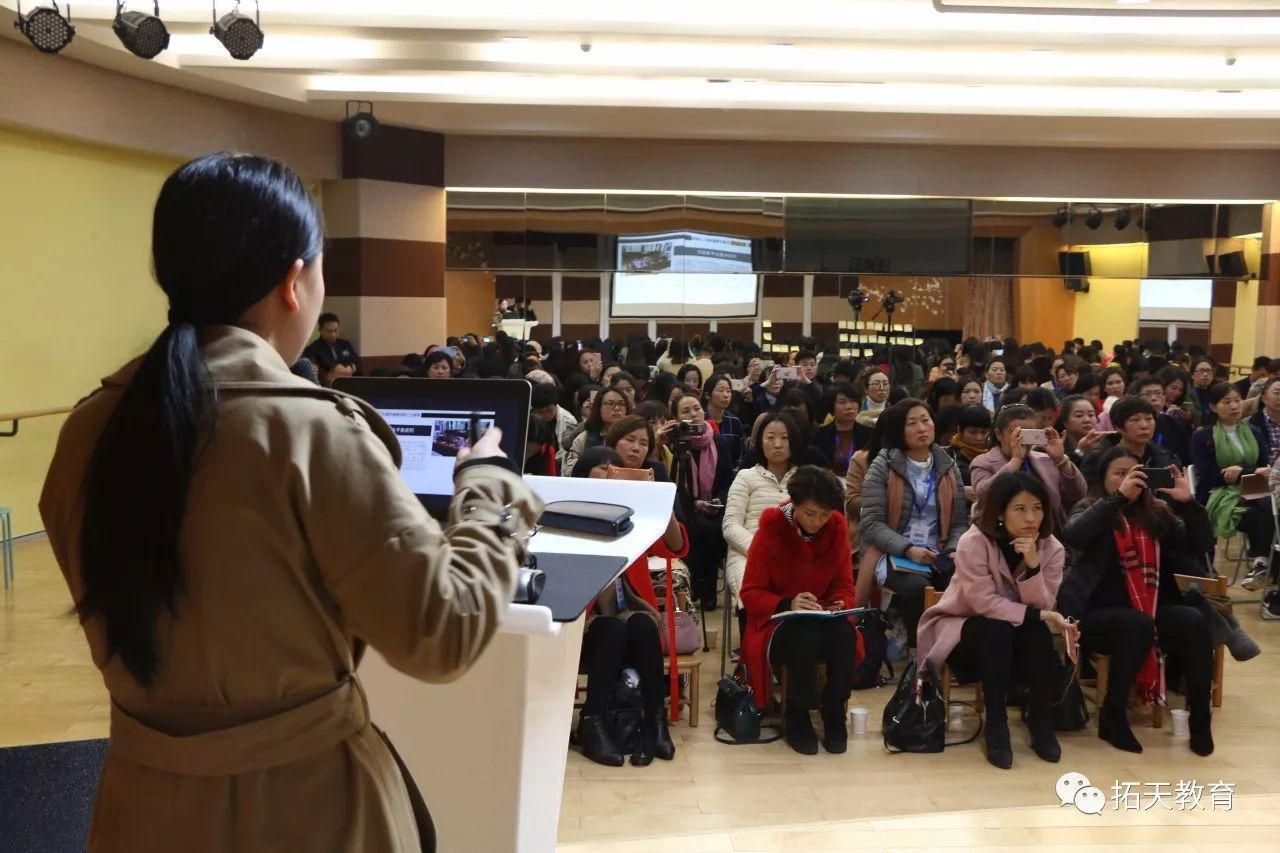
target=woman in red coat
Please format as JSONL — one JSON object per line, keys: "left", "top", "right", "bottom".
{"left": 740, "top": 465, "right": 857, "bottom": 755}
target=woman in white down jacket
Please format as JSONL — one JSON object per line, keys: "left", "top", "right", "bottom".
{"left": 723, "top": 413, "right": 804, "bottom": 607}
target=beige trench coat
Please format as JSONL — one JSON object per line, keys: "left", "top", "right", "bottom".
{"left": 40, "top": 326, "right": 542, "bottom": 853}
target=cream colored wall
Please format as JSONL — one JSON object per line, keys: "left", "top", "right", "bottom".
{"left": 0, "top": 127, "right": 175, "bottom": 536}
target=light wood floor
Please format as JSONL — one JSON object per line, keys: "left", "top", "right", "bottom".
{"left": 6, "top": 537, "right": 1280, "bottom": 851}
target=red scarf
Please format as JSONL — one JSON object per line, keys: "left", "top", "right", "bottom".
{"left": 1112, "top": 517, "right": 1164, "bottom": 706}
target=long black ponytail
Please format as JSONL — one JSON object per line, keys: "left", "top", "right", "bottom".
{"left": 77, "top": 154, "right": 324, "bottom": 687}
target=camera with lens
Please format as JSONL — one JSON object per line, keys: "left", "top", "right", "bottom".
{"left": 513, "top": 560, "right": 546, "bottom": 604}
{"left": 670, "top": 419, "right": 705, "bottom": 455}
{"left": 847, "top": 290, "right": 871, "bottom": 309}
{"left": 883, "top": 290, "right": 906, "bottom": 311}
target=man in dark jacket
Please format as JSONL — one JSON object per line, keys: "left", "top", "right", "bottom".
{"left": 1081, "top": 396, "right": 1180, "bottom": 485}
{"left": 301, "top": 312, "right": 362, "bottom": 385}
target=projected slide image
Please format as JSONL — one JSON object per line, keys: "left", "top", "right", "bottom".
{"left": 617, "top": 231, "right": 753, "bottom": 275}
{"left": 612, "top": 230, "right": 759, "bottom": 318}
{"left": 621, "top": 240, "right": 674, "bottom": 272}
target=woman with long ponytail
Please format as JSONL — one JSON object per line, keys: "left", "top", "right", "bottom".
{"left": 40, "top": 154, "right": 541, "bottom": 852}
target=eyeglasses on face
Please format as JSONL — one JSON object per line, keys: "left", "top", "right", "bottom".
{"left": 601, "top": 400, "right": 628, "bottom": 410}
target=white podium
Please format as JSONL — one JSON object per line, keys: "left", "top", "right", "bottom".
{"left": 358, "top": 476, "right": 675, "bottom": 853}
{"left": 500, "top": 319, "right": 539, "bottom": 340}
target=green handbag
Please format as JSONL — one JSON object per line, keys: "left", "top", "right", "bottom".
{"left": 713, "top": 665, "right": 781, "bottom": 745}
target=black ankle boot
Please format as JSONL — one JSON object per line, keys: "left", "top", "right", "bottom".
{"left": 784, "top": 707, "right": 819, "bottom": 755}
{"left": 984, "top": 716, "right": 1013, "bottom": 769}
{"left": 647, "top": 707, "right": 676, "bottom": 761}
{"left": 1025, "top": 704, "right": 1061, "bottom": 763}
{"left": 1098, "top": 706, "right": 1143, "bottom": 754}
{"left": 578, "top": 714, "right": 625, "bottom": 767}
{"left": 820, "top": 704, "right": 848, "bottom": 755}
{"left": 1189, "top": 704, "right": 1214, "bottom": 757}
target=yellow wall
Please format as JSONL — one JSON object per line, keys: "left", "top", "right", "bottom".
{"left": 1067, "top": 243, "right": 1144, "bottom": 348}
{"left": 0, "top": 127, "right": 176, "bottom": 536}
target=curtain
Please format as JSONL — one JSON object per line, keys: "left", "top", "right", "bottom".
{"left": 964, "top": 238, "right": 1015, "bottom": 341}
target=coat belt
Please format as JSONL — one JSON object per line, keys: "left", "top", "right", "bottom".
{"left": 108, "top": 677, "right": 369, "bottom": 778}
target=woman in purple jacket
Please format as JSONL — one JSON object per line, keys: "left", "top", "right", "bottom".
{"left": 969, "top": 403, "right": 1087, "bottom": 528}
{"left": 917, "top": 472, "right": 1078, "bottom": 770}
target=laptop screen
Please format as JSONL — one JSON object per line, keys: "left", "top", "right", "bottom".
{"left": 333, "top": 378, "right": 531, "bottom": 512}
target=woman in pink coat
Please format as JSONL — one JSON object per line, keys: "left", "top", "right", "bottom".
{"left": 916, "top": 472, "right": 1079, "bottom": 770}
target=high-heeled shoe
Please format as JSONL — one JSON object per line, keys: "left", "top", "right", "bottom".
{"left": 1098, "top": 707, "right": 1143, "bottom": 754}
{"left": 1025, "top": 704, "right": 1061, "bottom": 763}
{"left": 1189, "top": 704, "right": 1214, "bottom": 757}
{"left": 577, "top": 714, "right": 625, "bottom": 767}
{"left": 646, "top": 707, "right": 676, "bottom": 761}
{"left": 820, "top": 704, "right": 848, "bottom": 755}
{"left": 984, "top": 716, "right": 1013, "bottom": 769}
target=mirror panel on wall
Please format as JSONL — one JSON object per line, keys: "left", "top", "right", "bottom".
{"left": 783, "top": 197, "right": 972, "bottom": 276}
{"left": 525, "top": 191, "right": 609, "bottom": 272}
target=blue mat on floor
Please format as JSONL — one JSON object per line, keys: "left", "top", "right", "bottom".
{"left": 0, "top": 738, "right": 105, "bottom": 853}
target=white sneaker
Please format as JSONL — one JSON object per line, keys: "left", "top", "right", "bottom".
{"left": 1261, "top": 590, "right": 1280, "bottom": 621}
{"left": 1242, "top": 569, "right": 1268, "bottom": 592}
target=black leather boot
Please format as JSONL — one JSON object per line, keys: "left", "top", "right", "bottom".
{"left": 578, "top": 714, "right": 625, "bottom": 767}
{"left": 820, "top": 704, "right": 848, "bottom": 754}
{"left": 647, "top": 707, "right": 676, "bottom": 761}
{"left": 1098, "top": 705, "right": 1143, "bottom": 754}
{"left": 1024, "top": 702, "right": 1061, "bottom": 764}
{"left": 784, "top": 707, "right": 819, "bottom": 755}
{"left": 1189, "top": 702, "right": 1214, "bottom": 757}
{"left": 984, "top": 715, "right": 1013, "bottom": 769}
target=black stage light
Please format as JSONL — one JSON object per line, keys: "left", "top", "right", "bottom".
{"left": 1114, "top": 206, "right": 1132, "bottom": 231}
{"left": 343, "top": 100, "right": 381, "bottom": 141}
{"left": 1051, "top": 205, "right": 1070, "bottom": 228}
{"left": 114, "top": 1, "right": 170, "bottom": 60}
{"left": 211, "top": 0, "right": 263, "bottom": 61}
{"left": 1084, "top": 207, "right": 1104, "bottom": 230}
{"left": 14, "top": 1, "right": 76, "bottom": 54}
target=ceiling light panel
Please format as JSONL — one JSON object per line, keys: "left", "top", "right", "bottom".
{"left": 308, "top": 73, "right": 1280, "bottom": 117}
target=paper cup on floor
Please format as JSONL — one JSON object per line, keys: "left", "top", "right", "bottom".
{"left": 1170, "top": 708, "right": 1189, "bottom": 737}
{"left": 848, "top": 707, "right": 870, "bottom": 735}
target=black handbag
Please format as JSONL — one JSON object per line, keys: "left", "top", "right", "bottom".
{"left": 882, "top": 659, "right": 947, "bottom": 753}
{"left": 607, "top": 671, "right": 646, "bottom": 754}
{"left": 713, "top": 665, "right": 780, "bottom": 745}
{"left": 539, "top": 501, "right": 634, "bottom": 538}
{"left": 1023, "top": 655, "right": 1089, "bottom": 732}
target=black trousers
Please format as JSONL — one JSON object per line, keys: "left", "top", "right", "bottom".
{"left": 768, "top": 618, "right": 857, "bottom": 710}
{"left": 581, "top": 614, "right": 665, "bottom": 715}
{"left": 685, "top": 512, "right": 727, "bottom": 603}
{"left": 946, "top": 616, "right": 1059, "bottom": 722}
{"left": 883, "top": 569, "right": 930, "bottom": 649}
{"left": 1236, "top": 497, "right": 1277, "bottom": 560}
{"left": 1080, "top": 605, "right": 1212, "bottom": 712}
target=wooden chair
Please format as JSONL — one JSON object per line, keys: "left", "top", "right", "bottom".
{"left": 922, "top": 587, "right": 985, "bottom": 722}
{"left": 1174, "top": 573, "right": 1228, "bottom": 709}
{"left": 1088, "top": 654, "right": 1163, "bottom": 728}
{"left": 1089, "top": 573, "right": 1228, "bottom": 726}
{"left": 667, "top": 654, "right": 702, "bottom": 727}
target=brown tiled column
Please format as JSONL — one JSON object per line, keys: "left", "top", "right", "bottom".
{"left": 321, "top": 125, "right": 446, "bottom": 371}
{"left": 1208, "top": 279, "right": 1237, "bottom": 365}
{"left": 1257, "top": 203, "right": 1280, "bottom": 359}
